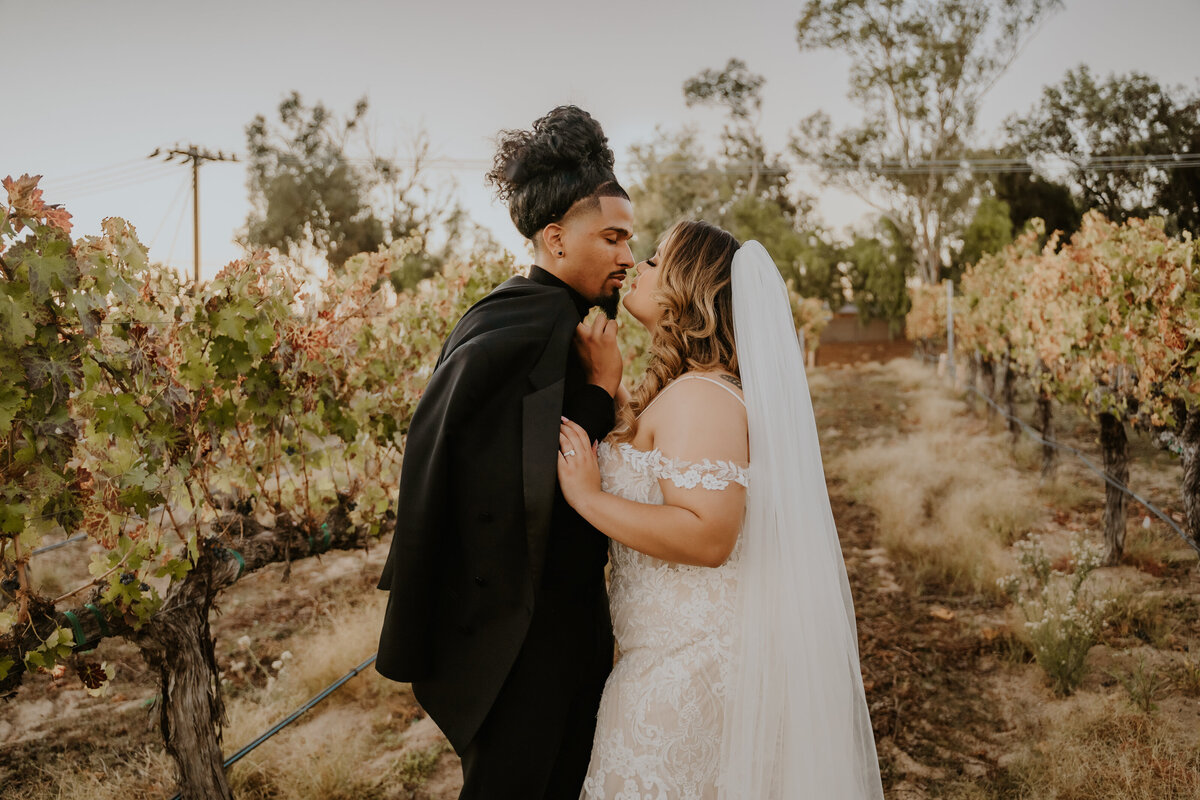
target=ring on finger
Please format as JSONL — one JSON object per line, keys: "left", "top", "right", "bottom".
{"left": 563, "top": 449, "right": 577, "bottom": 457}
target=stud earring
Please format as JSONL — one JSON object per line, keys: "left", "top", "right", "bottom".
{"left": 557, "top": 250, "right": 563, "bottom": 257}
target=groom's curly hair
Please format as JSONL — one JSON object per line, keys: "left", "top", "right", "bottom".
{"left": 486, "top": 105, "right": 629, "bottom": 241}
{"left": 612, "top": 220, "right": 742, "bottom": 443}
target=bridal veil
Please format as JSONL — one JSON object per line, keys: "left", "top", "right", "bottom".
{"left": 719, "top": 240, "right": 885, "bottom": 799}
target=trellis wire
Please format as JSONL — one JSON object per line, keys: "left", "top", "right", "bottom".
{"left": 918, "top": 350, "right": 1200, "bottom": 558}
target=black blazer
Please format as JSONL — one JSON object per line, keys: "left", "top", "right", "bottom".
{"left": 374, "top": 275, "right": 611, "bottom": 750}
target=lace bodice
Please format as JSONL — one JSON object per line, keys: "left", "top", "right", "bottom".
{"left": 581, "top": 440, "right": 749, "bottom": 800}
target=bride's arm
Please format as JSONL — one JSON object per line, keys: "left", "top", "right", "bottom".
{"left": 557, "top": 381, "right": 747, "bottom": 568}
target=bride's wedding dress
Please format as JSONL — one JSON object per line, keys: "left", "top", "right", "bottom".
{"left": 580, "top": 241, "right": 884, "bottom": 800}
{"left": 580, "top": 375, "right": 748, "bottom": 800}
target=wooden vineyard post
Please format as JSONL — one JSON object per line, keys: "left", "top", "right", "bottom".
{"left": 1035, "top": 387, "right": 1057, "bottom": 481}
{"left": 945, "top": 279, "right": 956, "bottom": 387}
{"left": 1003, "top": 349, "right": 1019, "bottom": 445}
{"left": 980, "top": 357, "right": 996, "bottom": 420}
{"left": 965, "top": 351, "right": 979, "bottom": 414}
{"left": 1181, "top": 408, "right": 1200, "bottom": 556}
{"left": 1099, "top": 412, "right": 1129, "bottom": 565}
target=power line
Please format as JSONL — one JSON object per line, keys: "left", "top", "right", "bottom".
{"left": 42, "top": 163, "right": 180, "bottom": 197}
{"left": 251, "top": 150, "right": 1200, "bottom": 177}
{"left": 165, "top": 179, "right": 193, "bottom": 270}
{"left": 806, "top": 154, "right": 1200, "bottom": 177}
{"left": 37, "top": 159, "right": 165, "bottom": 192}
{"left": 149, "top": 174, "right": 194, "bottom": 251}
{"left": 28, "top": 145, "right": 1200, "bottom": 213}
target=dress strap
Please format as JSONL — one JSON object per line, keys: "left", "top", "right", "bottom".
{"left": 637, "top": 374, "right": 746, "bottom": 419}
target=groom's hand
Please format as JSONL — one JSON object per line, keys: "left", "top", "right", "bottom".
{"left": 575, "top": 313, "right": 622, "bottom": 398}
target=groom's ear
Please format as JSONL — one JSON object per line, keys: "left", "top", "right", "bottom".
{"left": 540, "top": 223, "right": 565, "bottom": 259}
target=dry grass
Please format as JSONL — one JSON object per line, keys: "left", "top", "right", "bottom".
{"left": 1006, "top": 692, "right": 1200, "bottom": 799}
{"left": 1102, "top": 587, "right": 1177, "bottom": 649}
{"left": 1122, "top": 522, "right": 1191, "bottom": 576}
{"left": 230, "top": 715, "right": 386, "bottom": 800}
{"left": 222, "top": 592, "right": 407, "bottom": 799}
{"left": 1032, "top": 471, "right": 1097, "bottom": 514}
{"left": 831, "top": 365, "right": 1041, "bottom": 596}
{"left": 4, "top": 560, "right": 441, "bottom": 800}
{"left": 0, "top": 746, "right": 175, "bottom": 800}
{"left": 217, "top": 586, "right": 461, "bottom": 800}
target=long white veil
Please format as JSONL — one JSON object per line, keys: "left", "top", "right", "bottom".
{"left": 719, "top": 241, "right": 885, "bottom": 799}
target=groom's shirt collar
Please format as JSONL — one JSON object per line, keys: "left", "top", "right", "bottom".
{"left": 529, "top": 265, "right": 591, "bottom": 320}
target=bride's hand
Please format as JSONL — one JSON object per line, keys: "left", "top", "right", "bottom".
{"left": 557, "top": 417, "right": 602, "bottom": 510}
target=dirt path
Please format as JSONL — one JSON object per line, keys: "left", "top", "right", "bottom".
{"left": 815, "top": 365, "right": 1019, "bottom": 798}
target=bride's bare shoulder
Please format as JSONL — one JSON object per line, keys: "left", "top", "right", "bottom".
{"left": 640, "top": 371, "right": 747, "bottom": 462}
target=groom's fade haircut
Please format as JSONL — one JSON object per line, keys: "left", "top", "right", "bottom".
{"left": 486, "top": 105, "right": 630, "bottom": 242}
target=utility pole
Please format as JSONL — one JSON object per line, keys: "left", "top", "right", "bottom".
{"left": 945, "top": 278, "right": 956, "bottom": 386}
{"left": 148, "top": 145, "right": 238, "bottom": 284}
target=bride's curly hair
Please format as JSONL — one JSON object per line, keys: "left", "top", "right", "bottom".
{"left": 612, "top": 220, "right": 741, "bottom": 443}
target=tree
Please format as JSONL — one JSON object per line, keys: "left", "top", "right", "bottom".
{"left": 988, "top": 166, "right": 1081, "bottom": 242}
{"left": 951, "top": 192, "right": 1013, "bottom": 281}
{"left": 626, "top": 128, "right": 726, "bottom": 260}
{"left": 627, "top": 128, "right": 842, "bottom": 308}
{"left": 684, "top": 58, "right": 771, "bottom": 198}
{"left": 241, "top": 92, "right": 467, "bottom": 281}
{"left": 1005, "top": 65, "right": 1200, "bottom": 236}
{"left": 841, "top": 216, "right": 915, "bottom": 335}
{"left": 792, "top": 0, "right": 1064, "bottom": 284}
{"left": 626, "top": 61, "right": 842, "bottom": 306}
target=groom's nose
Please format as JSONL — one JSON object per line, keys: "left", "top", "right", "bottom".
{"left": 618, "top": 241, "right": 633, "bottom": 268}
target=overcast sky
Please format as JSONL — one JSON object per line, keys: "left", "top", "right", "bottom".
{"left": 5, "top": 0, "right": 1199, "bottom": 279}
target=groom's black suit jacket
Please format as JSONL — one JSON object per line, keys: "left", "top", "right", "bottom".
{"left": 375, "top": 269, "right": 615, "bottom": 753}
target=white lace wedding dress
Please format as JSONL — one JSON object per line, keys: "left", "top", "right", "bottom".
{"left": 580, "top": 377, "right": 750, "bottom": 800}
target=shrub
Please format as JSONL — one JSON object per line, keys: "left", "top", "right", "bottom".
{"left": 998, "top": 533, "right": 1113, "bottom": 694}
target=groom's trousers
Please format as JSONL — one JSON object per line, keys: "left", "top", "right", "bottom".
{"left": 457, "top": 582, "right": 612, "bottom": 800}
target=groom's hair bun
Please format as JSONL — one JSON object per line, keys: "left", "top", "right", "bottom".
{"left": 486, "top": 105, "right": 629, "bottom": 241}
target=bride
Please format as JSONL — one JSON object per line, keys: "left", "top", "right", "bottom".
{"left": 556, "top": 220, "right": 886, "bottom": 799}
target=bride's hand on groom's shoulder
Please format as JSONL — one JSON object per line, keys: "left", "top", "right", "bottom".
{"left": 557, "top": 417, "right": 602, "bottom": 510}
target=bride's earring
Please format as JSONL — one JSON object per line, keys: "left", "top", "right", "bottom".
{"left": 557, "top": 250, "right": 564, "bottom": 257}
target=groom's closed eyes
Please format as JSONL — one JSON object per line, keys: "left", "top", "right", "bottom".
{"left": 601, "top": 226, "right": 633, "bottom": 245}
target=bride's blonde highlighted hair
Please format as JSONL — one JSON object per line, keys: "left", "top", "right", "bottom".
{"left": 613, "top": 220, "right": 740, "bottom": 443}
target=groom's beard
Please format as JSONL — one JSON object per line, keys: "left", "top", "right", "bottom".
{"left": 596, "top": 288, "right": 620, "bottom": 320}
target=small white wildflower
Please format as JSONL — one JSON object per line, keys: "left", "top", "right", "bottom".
{"left": 271, "top": 660, "right": 284, "bottom": 671}
{"left": 237, "top": 635, "right": 252, "bottom": 650}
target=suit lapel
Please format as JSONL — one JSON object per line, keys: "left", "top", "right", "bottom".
{"left": 522, "top": 377, "right": 564, "bottom": 589}
{"left": 521, "top": 302, "right": 574, "bottom": 590}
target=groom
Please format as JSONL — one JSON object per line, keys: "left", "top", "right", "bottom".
{"left": 375, "top": 106, "right": 634, "bottom": 798}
